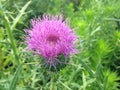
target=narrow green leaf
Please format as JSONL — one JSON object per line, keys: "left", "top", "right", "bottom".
{"left": 59, "top": 80, "right": 72, "bottom": 90}
{"left": 104, "top": 18, "right": 120, "bottom": 22}
{"left": 82, "top": 72, "right": 87, "bottom": 90}
{"left": 95, "top": 60, "right": 102, "bottom": 81}
{"left": 9, "top": 63, "right": 23, "bottom": 90}
{"left": 11, "top": 0, "right": 31, "bottom": 30}
{"left": 91, "top": 26, "right": 101, "bottom": 36}
{"left": 103, "top": 76, "right": 108, "bottom": 90}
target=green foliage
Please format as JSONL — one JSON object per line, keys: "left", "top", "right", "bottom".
{"left": 0, "top": 0, "right": 120, "bottom": 90}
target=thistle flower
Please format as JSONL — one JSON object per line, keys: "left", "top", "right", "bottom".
{"left": 25, "top": 15, "right": 77, "bottom": 67}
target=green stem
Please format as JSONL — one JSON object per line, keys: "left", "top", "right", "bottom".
{"left": 3, "top": 1, "right": 31, "bottom": 64}
{"left": 4, "top": 15, "right": 19, "bottom": 64}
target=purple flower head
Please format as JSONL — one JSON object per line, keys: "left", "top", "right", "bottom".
{"left": 25, "top": 14, "right": 77, "bottom": 67}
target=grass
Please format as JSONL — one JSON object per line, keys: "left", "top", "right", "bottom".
{"left": 0, "top": 0, "right": 120, "bottom": 90}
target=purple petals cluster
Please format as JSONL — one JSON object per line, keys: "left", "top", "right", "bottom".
{"left": 25, "top": 15, "right": 77, "bottom": 66}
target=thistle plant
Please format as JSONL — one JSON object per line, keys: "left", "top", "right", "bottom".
{"left": 25, "top": 15, "right": 77, "bottom": 69}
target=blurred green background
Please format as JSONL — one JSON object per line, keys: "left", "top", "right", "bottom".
{"left": 0, "top": 0, "right": 120, "bottom": 90}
